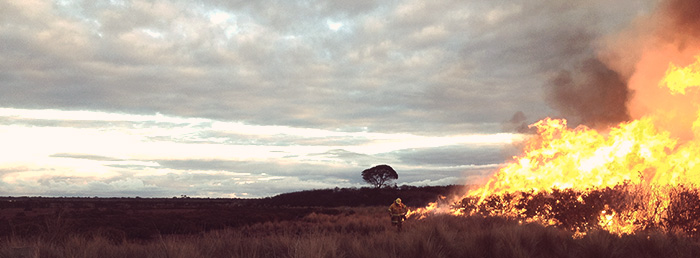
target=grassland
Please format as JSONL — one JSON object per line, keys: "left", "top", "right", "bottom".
{"left": 2, "top": 206, "right": 700, "bottom": 258}
{"left": 2, "top": 185, "right": 700, "bottom": 258}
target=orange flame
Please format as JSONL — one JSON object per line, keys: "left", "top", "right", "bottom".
{"left": 407, "top": 195, "right": 463, "bottom": 219}
{"left": 410, "top": 55, "right": 700, "bottom": 236}
{"left": 661, "top": 56, "right": 700, "bottom": 95}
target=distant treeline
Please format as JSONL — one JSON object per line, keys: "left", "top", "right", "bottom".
{"left": 0, "top": 185, "right": 469, "bottom": 209}
{"left": 0, "top": 196, "right": 252, "bottom": 210}
{"left": 0, "top": 185, "right": 467, "bottom": 241}
{"left": 259, "top": 185, "right": 470, "bottom": 207}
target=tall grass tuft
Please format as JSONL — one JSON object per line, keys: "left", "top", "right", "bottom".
{"left": 1, "top": 207, "right": 699, "bottom": 258}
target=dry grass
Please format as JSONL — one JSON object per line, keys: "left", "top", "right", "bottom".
{"left": 1, "top": 207, "right": 699, "bottom": 258}
{"left": 458, "top": 183, "right": 700, "bottom": 238}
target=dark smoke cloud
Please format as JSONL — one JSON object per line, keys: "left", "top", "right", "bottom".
{"left": 502, "top": 111, "right": 534, "bottom": 134}
{"left": 543, "top": 0, "right": 700, "bottom": 130}
{"left": 659, "top": 0, "right": 700, "bottom": 41}
{"left": 533, "top": 4, "right": 636, "bottom": 129}
{"left": 545, "top": 58, "right": 631, "bottom": 128}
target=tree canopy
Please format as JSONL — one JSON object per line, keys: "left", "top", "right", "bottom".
{"left": 361, "top": 164, "right": 398, "bottom": 188}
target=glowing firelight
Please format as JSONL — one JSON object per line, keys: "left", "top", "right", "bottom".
{"left": 661, "top": 57, "right": 700, "bottom": 95}
{"left": 409, "top": 55, "right": 700, "bottom": 236}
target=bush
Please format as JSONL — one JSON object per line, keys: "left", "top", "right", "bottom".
{"left": 666, "top": 186, "right": 700, "bottom": 238}
{"left": 457, "top": 183, "right": 700, "bottom": 237}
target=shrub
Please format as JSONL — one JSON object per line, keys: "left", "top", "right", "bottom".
{"left": 458, "top": 183, "right": 700, "bottom": 237}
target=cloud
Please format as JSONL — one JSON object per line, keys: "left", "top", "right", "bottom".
{"left": 35, "top": 177, "right": 168, "bottom": 197}
{"left": 0, "top": 0, "right": 663, "bottom": 197}
{"left": 395, "top": 144, "right": 515, "bottom": 167}
{"left": 50, "top": 153, "right": 123, "bottom": 162}
{"left": 0, "top": 0, "right": 653, "bottom": 135}
{"left": 0, "top": 106, "right": 516, "bottom": 197}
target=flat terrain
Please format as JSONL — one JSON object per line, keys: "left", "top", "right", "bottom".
{"left": 0, "top": 185, "right": 464, "bottom": 241}
{"left": 1, "top": 185, "right": 699, "bottom": 258}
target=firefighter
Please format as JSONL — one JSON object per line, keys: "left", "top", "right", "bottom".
{"left": 388, "top": 198, "right": 408, "bottom": 232}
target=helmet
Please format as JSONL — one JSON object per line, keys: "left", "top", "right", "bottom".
{"left": 395, "top": 198, "right": 402, "bottom": 204}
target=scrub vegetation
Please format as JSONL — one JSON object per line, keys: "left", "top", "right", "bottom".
{"left": 1, "top": 186, "right": 699, "bottom": 258}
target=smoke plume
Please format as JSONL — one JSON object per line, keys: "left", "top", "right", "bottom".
{"left": 545, "top": 58, "right": 630, "bottom": 129}
{"left": 622, "top": 0, "right": 700, "bottom": 139}
{"left": 544, "top": 0, "right": 700, "bottom": 133}
{"left": 658, "top": 0, "right": 700, "bottom": 41}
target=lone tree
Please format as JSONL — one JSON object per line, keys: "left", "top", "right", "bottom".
{"left": 361, "top": 164, "right": 398, "bottom": 188}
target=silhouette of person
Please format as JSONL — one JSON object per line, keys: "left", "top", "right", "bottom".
{"left": 388, "top": 198, "right": 408, "bottom": 232}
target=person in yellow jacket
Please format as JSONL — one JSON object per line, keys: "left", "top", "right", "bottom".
{"left": 388, "top": 198, "right": 408, "bottom": 232}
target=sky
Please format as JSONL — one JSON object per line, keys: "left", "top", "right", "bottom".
{"left": 0, "top": 0, "right": 659, "bottom": 198}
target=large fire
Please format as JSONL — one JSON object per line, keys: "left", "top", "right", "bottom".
{"left": 409, "top": 56, "right": 700, "bottom": 237}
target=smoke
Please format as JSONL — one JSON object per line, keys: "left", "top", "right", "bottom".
{"left": 502, "top": 111, "right": 536, "bottom": 134}
{"left": 618, "top": 0, "right": 700, "bottom": 140}
{"left": 540, "top": 9, "right": 634, "bottom": 129}
{"left": 658, "top": 0, "right": 700, "bottom": 41}
{"left": 544, "top": 0, "right": 700, "bottom": 133}
{"left": 545, "top": 58, "right": 630, "bottom": 129}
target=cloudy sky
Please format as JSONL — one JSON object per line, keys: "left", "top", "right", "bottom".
{"left": 0, "top": 0, "right": 658, "bottom": 197}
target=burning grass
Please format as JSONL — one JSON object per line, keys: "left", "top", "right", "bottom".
{"left": 409, "top": 54, "right": 700, "bottom": 239}
{"left": 442, "top": 182, "right": 700, "bottom": 238}
{"left": 2, "top": 207, "right": 699, "bottom": 258}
